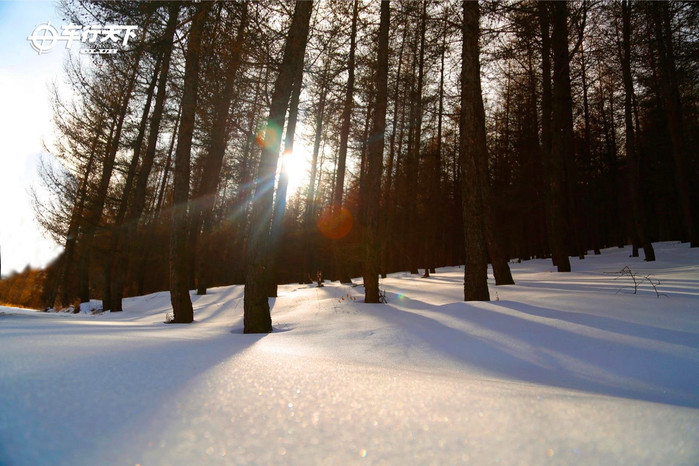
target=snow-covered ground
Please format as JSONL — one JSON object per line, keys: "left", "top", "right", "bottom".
{"left": 1, "top": 242, "right": 698, "bottom": 465}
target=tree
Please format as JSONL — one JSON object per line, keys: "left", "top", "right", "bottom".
{"left": 363, "top": 0, "right": 389, "bottom": 303}
{"left": 244, "top": 0, "right": 312, "bottom": 333}
{"left": 103, "top": 49, "right": 162, "bottom": 311}
{"left": 77, "top": 40, "right": 147, "bottom": 302}
{"left": 460, "top": 0, "right": 490, "bottom": 301}
{"left": 113, "top": 2, "right": 181, "bottom": 311}
{"left": 269, "top": 44, "right": 304, "bottom": 297}
{"left": 540, "top": 1, "right": 572, "bottom": 272}
{"left": 619, "top": 0, "right": 655, "bottom": 261}
{"left": 322, "top": 0, "right": 360, "bottom": 285}
{"left": 189, "top": 2, "right": 249, "bottom": 296}
{"left": 650, "top": 2, "right": 696, "bottom": 247}
{"left": 169, "top": 2, "right": 212, "bottom": 323}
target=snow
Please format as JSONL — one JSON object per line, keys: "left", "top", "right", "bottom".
{"left": 1, "top": 241, "right": 698, "bottom": 464}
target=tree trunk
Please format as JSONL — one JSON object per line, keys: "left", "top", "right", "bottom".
{"left": 103, "top": 52, "right": 161, "bottom": 311}
{"left": 330, "top": 0, "right": 359, "bottom": 285}
{"left": 269, "top": 59, "right": 304, "bottom": 297}
{"left": 136, "top": 104, "right": 181, "bottom": 296}
{"left": 302, "top": 66, "right": 328, "bottom": 283}
{"left": 363, "top": 0, "right": 389, "bottom": 303}
{"left": 544, "top": 1, "right": 572, "bottom": 272}
{"left": 621, "top": 0, "right": 655, "bottom": 261}
{"left": 381, "top": 20, "right": 408, "bottom": 278}
{"left": 126, "top": 4, "right": 180, "bottom": 300}
{"left": 422, "top": 11, "right": 448, "bottom": 279}
{"left": 405, "top": 0, "right": 427, "bottom": 276}
{"left": 190, "top": 2, "right": 248, "bottom": 296}
{"left": 244, "top": 1, "right": 312, "bottom": 333}
{"left": 77, "top": 44, "right": 144, "bottom": 303}
{"left": 651, "top": 2, "right": 696, "bottom": 246}
{"left": 333, "top": 0, "right": 358, "bottom": 208}
{"left": 52, "top": 118, "right": 104, "bottom": 308}
{"left": 169, "top": 2, "right": 211, "bottom": 323}
{"left": 460, "top": 0, "right": 490, "bottom": 301}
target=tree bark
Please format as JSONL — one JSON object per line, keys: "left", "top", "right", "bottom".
{"left": 460, "top": 0, "right": 490, "bottom": 301}
{"left": 651, "top": 2, "right": 696, "bottom": 247}
{"left": 77, "top": 44, "right": 144, "bottom": 302}
{"left": 126, "top": 4, "right": 180, "bottom": 300}
{"left": 52, "top": 118, "right": 104, "bottom": 307}
{"left": 103, "top": 52, "right": 161, "bottom": 311}
{"left": 621, "top": 0, "right": 655, "bottom": 261}
{"left": 169, "top": 2, "right": 211, "bottom": 323}
{"left": 269, "top": 60, "right": 303, "bottom": 297}
{"left": 363, "top": 0, "right": 389, "bottom": 303}
{"left": 244, "top": 0, "right": 312, "bottom": 333}
{"left": 190, "top": 2, "right": 248, "bottom": 296}
{"left": 545, "top": 1, "right": 572, "bottom": 272}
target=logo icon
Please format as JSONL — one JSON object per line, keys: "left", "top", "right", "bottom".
{"left": 27, "top": 22, "right": 60, "bottom": 54}
{"left": 27, "top": 22, "right": 138, "bottom": 55}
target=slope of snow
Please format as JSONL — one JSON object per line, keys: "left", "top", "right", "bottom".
{"left": 1, "top": 242, "right": 698, "bottom": 464}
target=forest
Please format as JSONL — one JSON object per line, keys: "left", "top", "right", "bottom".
{"left": 6, "top": 0, "right": 697, "bottom": 332}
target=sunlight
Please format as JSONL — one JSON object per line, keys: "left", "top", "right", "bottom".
{"left": 277, "top": 142, "right": 310, "bottom": 199}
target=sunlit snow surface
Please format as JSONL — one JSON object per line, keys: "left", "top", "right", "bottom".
{"left": 1, "top": 242, "right": 698, "bottom": 464}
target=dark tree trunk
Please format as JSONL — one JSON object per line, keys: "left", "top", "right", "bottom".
{"left": 303, "top": 66, "right": 328, "bottom": 283}
{"left": 543, "top": 1, "right": 572, "bottom": 272}
{"left": 104, "top": 52, "right": 161, "bottom": 311}
{"left": 136, "top": 104, "right": 181, "bottom": 296}
{"left": 269, "top": 59, "right": 304, "bottom": 297}
{"left": 621, "top": 0, "right": 655, "bottom": 261}
{"left": 422, "top": 12, "right": 448, "bottom": 279}
{"left": 190, "top": 2, "right": 248, "bottom": 296}
{"left": 126, "top": 4, "right": 180, "bottom": 300}
{"left": 244, "top": 1, "right": 312, "bottom": 333}
{"left": 405, "top": 0, "right": 427, "bottom": 276}
{"left": 381, "top": 20, "right": 408, "bottom": 278}
{"left": 460, "top": 1, "right": 490, "bottom": 301}
{"left": 363, "top": 0, "right": 389, "bottom": 303}
{"left": 538, "top": 2, "right": 555, "bottom": 260}
{"left": 77, "top": 45, "right": 144, "bottom": 303}
{"left": 52, "top": 118, "right": 104, "bottom": 308}
{"left": 169, "top": 3, "right": 211, "bottom": 323}
{"left": 651, "top": 2, "right": 696, "bottom": 247}
{"left": 232, "top": 66, "right": 268, "bottom": 284}
{"left": 333, "top": 0, "right": 358, "bottom": 208}
{"left": 330, "top": 0, "right": 358, "bottom": 285}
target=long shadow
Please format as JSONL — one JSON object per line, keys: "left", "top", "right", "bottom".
{"left": 190, "top": 287, "right": 244, "bottom": 323}
{"left": 0, "top": 315, "right": 265, "bottom": 465}
{"left": 374, "top": 292, "right": 699, "bottom": 408}
{"left": 494, "top": 301, "right": 699, "bottom": 349}
{"left": 515, "top": 276, "right": 699, "bottom": 297}
{"left": 515, "top": 280, "right": 651, "bottom": 295}
{"left": 0, "top": 287, "right": 245, "bottom": 336}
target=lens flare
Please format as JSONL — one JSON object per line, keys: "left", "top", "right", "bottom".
{"left": 256, "top": 122, "right": 282, "bottom": 149}
{"left": 317, "top": 205, "right": 353, "bottom": 240}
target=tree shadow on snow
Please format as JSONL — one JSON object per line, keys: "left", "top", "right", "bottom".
{"left": 376, "top": 291, "right": 699, "bottom": 408}
{"left": 0, "top": 313, "right": 266, "bottom": 465}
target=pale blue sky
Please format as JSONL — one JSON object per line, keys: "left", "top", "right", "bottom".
{"left": 0, "top": 1, "right": 64, "bottom": 275}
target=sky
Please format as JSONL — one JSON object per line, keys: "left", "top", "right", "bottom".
{"left": 0, "top": 1, "right": 65, "bottom": 275}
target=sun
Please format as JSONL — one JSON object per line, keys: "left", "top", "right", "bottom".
{"left": 278, "top": 144, "right": 310, "bottom": 198}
